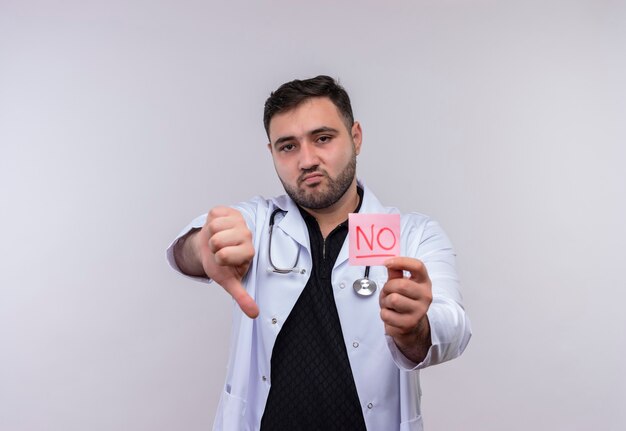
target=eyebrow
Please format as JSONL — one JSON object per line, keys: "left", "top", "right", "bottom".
{"left": 272, "top": 126, "right": 340, "bottom": 147}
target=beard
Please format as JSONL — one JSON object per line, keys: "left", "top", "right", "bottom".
{"left": 280, "top": 150, "right": 357, "bottom": 210}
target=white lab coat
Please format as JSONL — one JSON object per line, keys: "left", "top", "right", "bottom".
{"left": 167, "top": 182, "right": 471, "bottom": 431}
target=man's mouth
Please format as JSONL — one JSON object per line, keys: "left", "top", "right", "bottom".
{"left": 299, "top": 172, "right": 325, "bottom": 186}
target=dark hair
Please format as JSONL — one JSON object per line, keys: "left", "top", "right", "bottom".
{"left": 263, "top": 75, "right": 354, "bottom": 138}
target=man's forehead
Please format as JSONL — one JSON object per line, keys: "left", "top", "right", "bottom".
{"left": 268, "top": 97, "right": 346, "bottom": 139}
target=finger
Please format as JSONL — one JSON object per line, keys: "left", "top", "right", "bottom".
{"left": 380, "top": 292, "right": 420, "bottom": 313}
{"left": 384, "top": 257, "right": 429, "bottom": 283}
{"left": 207, "top": 215, "right": 241, "bottom": 237}
{"left": 380, "top": 308, "right": 420, "bottom": 333}
{"left": 209, "top": 228, "right": 251, "bottom": 254}
{"left": 208, "top": 205, "right": 237, "bottom": 219}
{"left": 223, "top": 279, "right": 259, "bottom": 319}
{"left": 381, "top": 278, "right": 430, "bottom": 301}
{"left": 206, "top": 207, "right": 243, "bottom": 234}
{"left": 383, "top": 315, "right": 431, "bottom": 345}
{"left": 214, "top": 243, "right": 255, "bottom": 267}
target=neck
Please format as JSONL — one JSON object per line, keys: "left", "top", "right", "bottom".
{"left": 302, "top": 179, "right": 359, "bottom": 238}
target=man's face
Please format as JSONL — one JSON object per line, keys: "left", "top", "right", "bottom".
{"left": 267, "top": 97, "right": 362, "bottom": 210}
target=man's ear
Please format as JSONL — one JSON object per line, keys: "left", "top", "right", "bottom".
{"left": 351, "top": 121, "right": 363, "bottom": 155}
{"left": 267, "top": 142, "right": 272, "bottom": 153}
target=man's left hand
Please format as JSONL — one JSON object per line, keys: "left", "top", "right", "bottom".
{"left": 380, "top": 257, "right": 433, "bottom": 364}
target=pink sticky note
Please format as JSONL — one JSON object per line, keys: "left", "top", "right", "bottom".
{"left": 348, "top": 213, "right": 401, "bottom": 266}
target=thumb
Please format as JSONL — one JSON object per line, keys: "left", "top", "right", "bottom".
{"left": 223, "top": 279, "right": 259, "bottom": 319}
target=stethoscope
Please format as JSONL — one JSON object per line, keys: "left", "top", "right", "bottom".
{"left": 268, "top": 208, "right": 377, "bottom": 297}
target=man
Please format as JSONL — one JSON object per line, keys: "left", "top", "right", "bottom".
{"left": 167, "top": 76, "right": 471, "bottom": 430}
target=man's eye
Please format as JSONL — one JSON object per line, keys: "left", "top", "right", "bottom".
{"left": 281, "top": 144, "right": 296, "bottom": 152}
{"left": 318, "top": 135, "right": 332, "bottom": 143}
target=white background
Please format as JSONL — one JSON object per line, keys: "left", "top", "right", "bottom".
{"left": 1, "top": 1, "right": 625, "bottom": 430}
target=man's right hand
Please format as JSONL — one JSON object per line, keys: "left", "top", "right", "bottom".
{"left": 183, "top": 206, "right": 259, "bottom": 318}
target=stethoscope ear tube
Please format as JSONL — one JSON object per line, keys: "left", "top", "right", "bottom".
{"left": 268, "top": 208, "right": 302, "bottom": 274}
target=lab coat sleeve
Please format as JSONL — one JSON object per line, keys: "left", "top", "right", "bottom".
{"left": 386, "top": 217, "right": 472, "bottom": 371}
{"left": 165, "top": 198, "right": 263, "bottom": 283}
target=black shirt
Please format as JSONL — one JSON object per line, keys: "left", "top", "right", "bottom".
{"left": 260, "top": 188, "right": 366, "bottom": 431}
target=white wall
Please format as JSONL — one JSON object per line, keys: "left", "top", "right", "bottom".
{"left": 1, "top": 1, "right": 625, "bottom": 430}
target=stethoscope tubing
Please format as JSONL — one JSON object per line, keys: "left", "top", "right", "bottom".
{"left": 268, "top": 208, "right": 377, "bottom": 296}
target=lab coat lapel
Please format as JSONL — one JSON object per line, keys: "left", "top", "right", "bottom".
{"left": 271, "top": 195, "right": 310, "bottom": 250}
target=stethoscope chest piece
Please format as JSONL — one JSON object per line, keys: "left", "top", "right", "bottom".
{"left": 353, "top": 277, "right": 377, "bottom": 296}
{"left": 353, "top": 265, "right": 377, "bottom": 296}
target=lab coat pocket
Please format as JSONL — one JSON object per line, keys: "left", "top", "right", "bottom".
{"left": 215, "top": 389, "right": 249, "bottom": 431}
{"left": 400, "top": 415, "right": 423, "bottom": 431}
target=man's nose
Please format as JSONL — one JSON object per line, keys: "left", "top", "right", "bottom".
{"left": 298, "top": 142, "right": 320, "bottom": 170}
